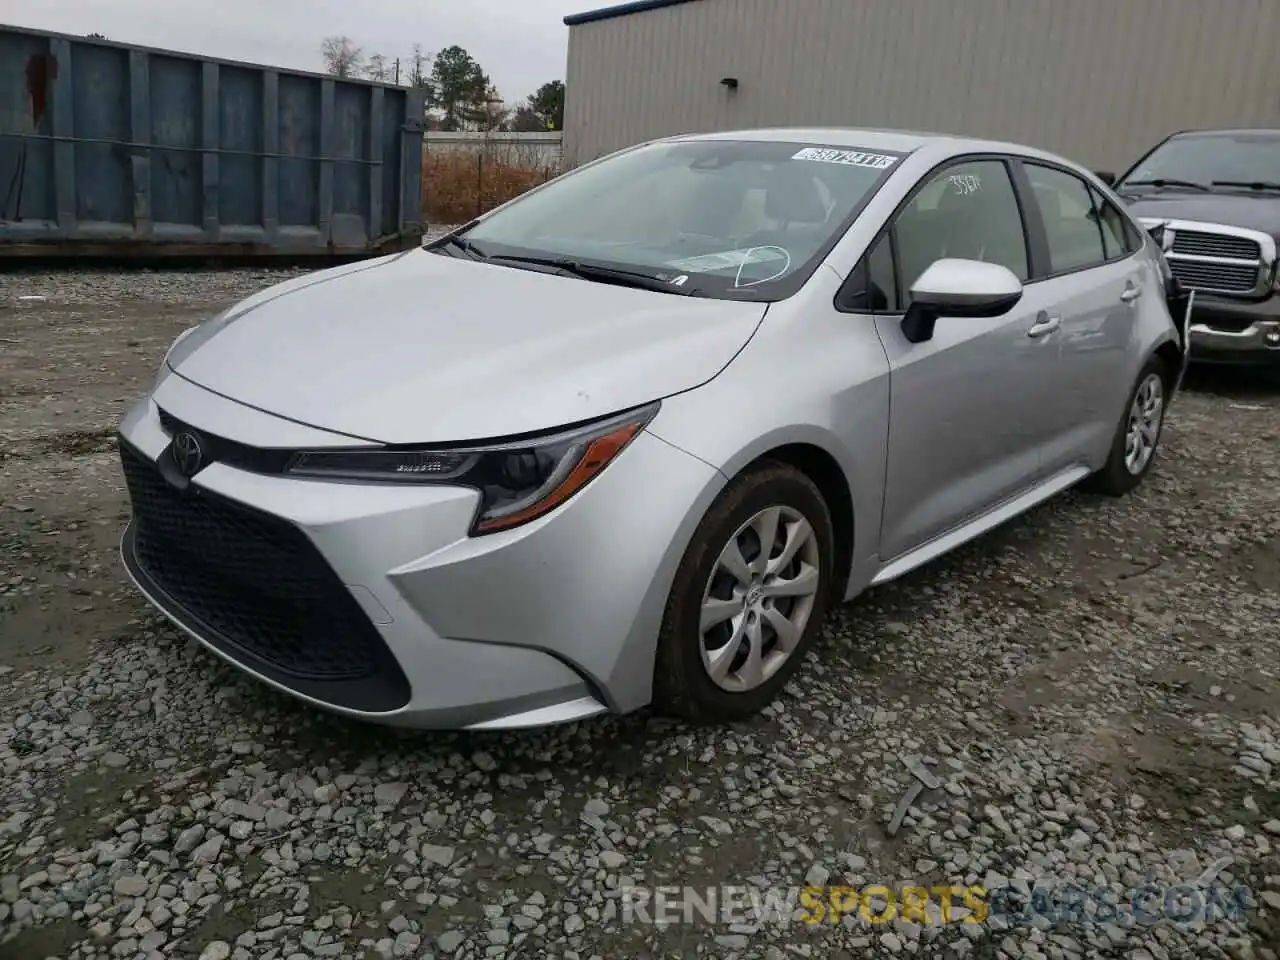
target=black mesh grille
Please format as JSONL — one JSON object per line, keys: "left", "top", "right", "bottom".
{"left": 119, "top": 439, "right": 410, "bottom": 712}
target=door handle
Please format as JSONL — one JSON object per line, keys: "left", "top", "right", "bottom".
{"left": 1121, "top": 285, "right": 1142, "bottom": 303}
{"left": 1027, "top": 315, "right": 1061, "bottom": 338}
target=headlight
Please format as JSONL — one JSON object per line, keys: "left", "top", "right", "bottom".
{"left": 1156, "top": 250, "right": 1175, "bottom": 292}
{"left": 284, "top": 402, "right": 659, "bottom": 535}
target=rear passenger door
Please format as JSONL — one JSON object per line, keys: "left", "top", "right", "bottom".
{"left": 1015, "top": 161, "right": 1147, "bottom": 470}
{"left": 841, "top": 157, "right": 1066, "bottom": 562}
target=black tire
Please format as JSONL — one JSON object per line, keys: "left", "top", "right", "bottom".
{"left": 1080, "top": 354, "right": 1170, "bottom": 497}
{"left": 653, "top": 460, "right": 835, "bottom": 724}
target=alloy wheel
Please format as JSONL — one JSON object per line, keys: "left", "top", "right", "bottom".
{"left": 698, "top": 505, "right": 821, "bottom": 693}
{"left": 1124, "top": 372, "right": 1165, "bottom": 475}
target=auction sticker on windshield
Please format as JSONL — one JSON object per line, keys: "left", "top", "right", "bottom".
{"left": 792, "top": 147, "right": 898, "bottom": 169}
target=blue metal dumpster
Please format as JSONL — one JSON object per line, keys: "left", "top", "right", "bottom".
{"left": 0, "top": 24, "right": 424, "bottom": 259}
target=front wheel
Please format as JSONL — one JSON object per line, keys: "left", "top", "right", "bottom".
{"left": 653, "top": 461, "right": 835, "bottom": 723}
{"left": 1081, "top": 355, "right": 1169, "bottom": 496}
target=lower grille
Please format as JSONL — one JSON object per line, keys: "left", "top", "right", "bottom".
{"left": 1197, "top": 315, "right": 1254, "bottom": 333}
{"left": 1168, "top": 259, "right": 1260, "bottom": 295}
{"left": 119, "top": 440, "right": 410, "bottom": 712}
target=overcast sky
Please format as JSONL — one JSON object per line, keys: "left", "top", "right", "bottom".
{"left": 10, "top": 0, "right": 607, "bottom": 102}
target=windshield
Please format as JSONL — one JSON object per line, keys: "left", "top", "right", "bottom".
{"left": 1119, "top": 132, "right": 1280, "bottom": 190}
{"left": 449, "top": 139, "right": 905, "bottom": 300}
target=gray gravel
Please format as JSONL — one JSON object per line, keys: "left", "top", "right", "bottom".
{"left": 2, "top": 265, "right": 1279, "bottom": 959}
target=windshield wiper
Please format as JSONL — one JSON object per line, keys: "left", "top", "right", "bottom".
{"left": 429, "top": 234, "right": 485, "bottom": 260}
{"left": 1212, "top": 179, "right": 1280, "bottom": 192}
{"left": 486, "top": 254, "right": 698, "bottom": 295}
{"left": 1123, "top": 178, "right": 1210, "bottom": 192}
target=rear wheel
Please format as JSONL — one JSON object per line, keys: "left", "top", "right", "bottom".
{"left": 1081, "top": 355, "right": 1169, "bottom": 496}
{"left": 653, "top": 461, "right": 835, "bottom": 723}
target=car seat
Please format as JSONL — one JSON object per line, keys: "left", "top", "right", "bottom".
{"left": 761, "top": 164, "right": 830, "bottom": 240}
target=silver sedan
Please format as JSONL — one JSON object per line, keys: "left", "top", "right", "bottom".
{"left": 117, "top": 128, "right": 1184, "bottom": 730}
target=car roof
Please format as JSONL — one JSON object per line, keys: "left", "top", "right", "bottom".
{"left": 1171, "top": 128, "right": 1280, "bottom": 139}
{"left": 658, "top": 126, "right": 1074, "bottom": 165}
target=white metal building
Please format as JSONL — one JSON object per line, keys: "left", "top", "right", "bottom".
{"left": 562, "top": 0, "right": 1280, "bottom": 170}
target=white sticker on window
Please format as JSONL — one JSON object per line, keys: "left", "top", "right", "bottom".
{"left": 948, "top": 173, "right": 982, "bottom": 195}
{"left": 791, "top": 147, "right": 898, "bottom": 170}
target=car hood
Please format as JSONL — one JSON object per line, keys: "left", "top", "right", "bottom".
{"left": 1119, "top": 191, "right": 1280, "bottom": 238}
{"left": 168, "top": 249, "right": 767, "bottom": 444}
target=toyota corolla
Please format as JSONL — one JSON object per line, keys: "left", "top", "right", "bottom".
{"left": 118, "top": 128, "right": 1184, "bottom": 730}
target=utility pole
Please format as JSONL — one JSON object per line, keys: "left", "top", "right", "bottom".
{"left": 394, "top": 58, "right": 400, "bottom": 85}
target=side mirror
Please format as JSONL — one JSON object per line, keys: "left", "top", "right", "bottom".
{"left": 901, "top": 259, "right": 1023, "bottom": 344}
{"left": 1095, "top": 170, "right": 1117, "bottom": 186}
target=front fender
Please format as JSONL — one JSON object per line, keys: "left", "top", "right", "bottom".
{"left": 645, "top": 273, "right": 894, "bottom": 595}
{"left": 647, "top": 405, "right": 890, "bottom": 597}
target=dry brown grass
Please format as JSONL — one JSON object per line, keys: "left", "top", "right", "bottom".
{"left": 421, "top": 152, "right": 553, "bottom": 224}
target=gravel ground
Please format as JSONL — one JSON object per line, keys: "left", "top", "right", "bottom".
{"left": 1, "top": 263, "right": 1279, "bottom": 960}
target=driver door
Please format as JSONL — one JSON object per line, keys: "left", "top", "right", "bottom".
{"left": 851, "top": 157, "right": 1064, "bottom": 562}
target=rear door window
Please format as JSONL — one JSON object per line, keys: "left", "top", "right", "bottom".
{"left": 1024, "top": 163, "right": 1108, "bottom": 275}
{"left": 1089, "top": 185, "right": 1141, "bottom": 259}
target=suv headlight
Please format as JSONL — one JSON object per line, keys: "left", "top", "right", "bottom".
{"left": 1156, "top": 250, "right": 1176, "bottom": 293}
{"left": 284, "top": 403, "right": 659, "bottom": 535}
{"left": 1143, "top": 231, "right": 1178, "bottom": 296}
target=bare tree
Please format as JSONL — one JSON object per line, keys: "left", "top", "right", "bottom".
{"left": 407, "top": 44, "right": 433, "bottom": 92}
{"left": 320, "top": 36, "right": 363, "bottom": 78}
{"left": 365, "top": 53, "right": 390, "bottom": 82}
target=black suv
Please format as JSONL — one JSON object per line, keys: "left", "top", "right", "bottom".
{"left": 1101, "top": 129, "right": 1280, "bottom": 368}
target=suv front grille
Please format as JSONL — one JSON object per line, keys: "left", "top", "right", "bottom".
{"left": 1170, "top": 230, "right": 1261, "bottom": 261}
{"left": 1168, "top": 259, "right": 1261, "bottom": 295}
{"left": 1159, "top": 221, "right": 1272, "bottom": 297}
{"left": 119, "top": 440, "right": 410, "bottom": 712}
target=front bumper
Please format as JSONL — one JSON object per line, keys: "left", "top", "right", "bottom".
{"left": 117, "top": 375, "right": 723, "bottom": 729}
{"left": 1187, "top": 294, "right": 1280, "bottom": 366}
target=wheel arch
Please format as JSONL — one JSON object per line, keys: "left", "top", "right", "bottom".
{"left": 721, "top": 440, "right": 857, "bottom": 602}
{"left": 648, "top": 434, "right": 860, "bottom": 722}
{"left": 1153, "top": 336, "right": 1183, "bottom": 393}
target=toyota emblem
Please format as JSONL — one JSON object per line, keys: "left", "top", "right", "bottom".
{"left": 171, "top": 431, "right": 205, "bottom": 477}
